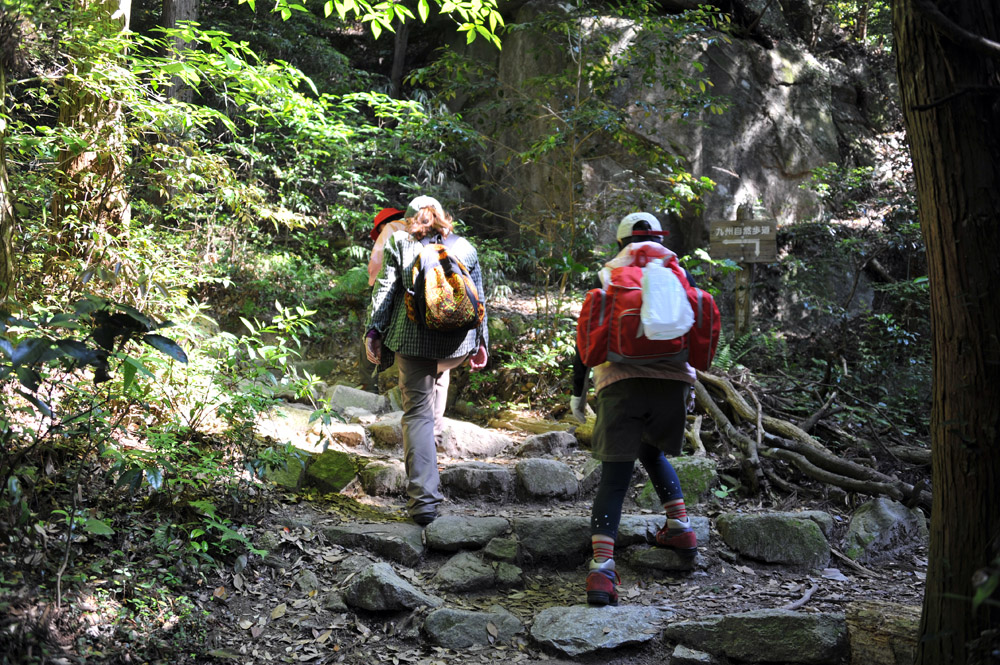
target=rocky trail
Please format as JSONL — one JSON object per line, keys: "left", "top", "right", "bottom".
{"left": 199, "top": 377, "right": 929, "bottom": 665}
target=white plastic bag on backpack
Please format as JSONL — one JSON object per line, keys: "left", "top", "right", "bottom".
{"left": 640, "top": 259, "right": 694, "bottom": 340}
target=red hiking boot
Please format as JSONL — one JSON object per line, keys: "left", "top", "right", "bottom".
{"left": 655, "top": 522, "right": 697, "bottom": 559}
{"left": 585, "top": 558, "right": 620, "bottom": 607}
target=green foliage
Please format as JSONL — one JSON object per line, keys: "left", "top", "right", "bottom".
{"left": 712, "top": 483, "right": 733, "bottom": 499}
{"left": 247, "top": 0, "right": 505, "bottom": 47}
{"left": 409, "top": 1, "right": 727, "bottom": 334}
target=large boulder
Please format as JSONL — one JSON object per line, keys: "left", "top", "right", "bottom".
{"left": 842, "top": 497, "right": 928, "bottom": 563}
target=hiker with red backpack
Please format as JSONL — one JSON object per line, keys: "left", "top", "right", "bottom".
{"left": 572, "top": 212, "right": 720, "bottom": 606}
{"left": 365, "top": 196, "right": 489, "bottom": 526}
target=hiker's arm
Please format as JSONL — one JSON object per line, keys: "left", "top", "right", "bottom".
{"left": 469, "top": 250, "right": 490, "bottom": 350}
{"left": 570, "top": 347, "right": 590, "bottom": 422}
{"left": 366, "top": 233, "right": 402, "bottom": 335}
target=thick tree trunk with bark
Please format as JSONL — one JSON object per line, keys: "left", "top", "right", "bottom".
{"left": 390, "top": 19, "right": 410, "bottom": 100}
{"left": 892, "top": 1, "right": 1000, "bottom": 662}
{"left": 50, "top": 0, "right": 131, "bottom": 257}
{"left": 162, "top": 0, "right": 199, "bottom": 102}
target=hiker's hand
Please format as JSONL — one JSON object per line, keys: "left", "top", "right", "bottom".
{"left": 570, "top": 395, "right": 587, "bottom": 423}
{"left": 365, "top": 332, "right": 381, "bottom": 365}
{"left": 469, "top": 344, "right": 488, "bottom": 371}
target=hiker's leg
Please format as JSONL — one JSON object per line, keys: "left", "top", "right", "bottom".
{"left": 638, "top": 444, "right": 684, "bottom": 506}
{"left": 590, "top": 460, "right": 635, "bottom": 560}
{"left": 432, "top": 368, "right": 449, "bottom": 449}
{"left": 398, "top": 354, "right": 444, "bottom": 518}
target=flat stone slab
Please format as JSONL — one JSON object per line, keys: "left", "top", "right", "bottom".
{"left": 617, "top": 515, "right": 711, "bottom": 547}
{"left": 424, "top": 515, "right": 510, "bottom": 552}
{"left": 438, "top": 418, "right": 516, "bottom": 457}
{"left": 322, "top": 522, "right": 425, "bottom": 567}
{"left": 432, "top": 551, "right": 498, "bottom": 592}
{"left": 531, "top": 605, "right": 673, "bottom": 657}
{"left": 515, "top": 458, "right": 579, "bottom": 499}
{"left": 663, "top": 609, "right": 847, "bottom": 664}
{"left": 325, "top": 384, "right": 389, "bottom": 414}
{"left": 440, "top": 462, "right": 513, "bottom": 500}
{"left": 513, "top": 517, "right": 590, "bottom": 566}
{"left": 515, "top": 430, "right": 578, "bottom": 457}
{"left": 716, "top": 512, "right": 830, "bottom": 567}
{"left": 630, "top": 547, "right": 702, "bottom": 572}
{"left": 424, "top": 606, "right": 524, "bottom": 648}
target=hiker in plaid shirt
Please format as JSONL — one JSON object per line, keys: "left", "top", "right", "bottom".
{"left": 364, "top": 196, "right": 489, "bottom": 526}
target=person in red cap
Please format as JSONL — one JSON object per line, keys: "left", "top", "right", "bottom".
{"left": 368, "top": 207, "right": 406, "bottom": 286}
{"left": 360, "top": 207, "right": 407, "bottom": 390}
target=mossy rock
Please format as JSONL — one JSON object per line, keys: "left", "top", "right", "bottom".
{"left": 636, "top": 455, "right": 718, "bottom": 507}
{"left": 263, "top": 448, "right": 311, "bottom": 490}
{"left": 304, "top": 449, "right": 359, "bottom": 493}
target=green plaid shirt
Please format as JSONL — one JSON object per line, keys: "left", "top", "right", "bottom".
{"left": 366, "top": 230, "right": 489, "bottom": 360}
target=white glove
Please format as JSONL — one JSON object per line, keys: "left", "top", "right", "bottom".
{"left": 570, "top": 395, "right": 587, "bottom": 423}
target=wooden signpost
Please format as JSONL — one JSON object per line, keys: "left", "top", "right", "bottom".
{"left": 709, "top": 205, "right": 778, "bottom": 339}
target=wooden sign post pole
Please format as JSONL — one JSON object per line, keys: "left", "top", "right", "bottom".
{"left": 734, "top": 204, "right": 753, "bottom": 340}
{"left": 708, "top": 204, "right": 777, "bottom": 343}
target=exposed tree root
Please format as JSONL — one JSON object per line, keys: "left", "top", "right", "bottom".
{"left": 684, "top": 414, "right": 707, "bottom": 457}
{"left": 693, "top": 372, "right": 932, "bottom": 510}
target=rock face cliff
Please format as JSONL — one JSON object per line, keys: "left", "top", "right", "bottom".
{"left": 448, "top": 0, "right": 898, "bottom": 254}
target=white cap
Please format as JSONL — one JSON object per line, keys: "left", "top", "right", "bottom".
{"left": 616, "top": 212, "right": 663, "bottom": 241}
{"left": 406, "top": 195, "right": 444, "bottom": 218}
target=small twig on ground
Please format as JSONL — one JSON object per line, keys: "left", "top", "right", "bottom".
{"left": 781, "top": 583, "right": 818, "bottom": 611}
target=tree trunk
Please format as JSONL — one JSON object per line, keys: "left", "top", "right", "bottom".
{"left": 855, "top": 0, "right": 869, "bottom": 42}
{"left": 390, "top": 18, "right": 410, "bottom": 99}
{"left": 162, "top": 0, "right": 199, "bottom": 102}
{"left": 892, "top": 1, "right": 1000, "bottom": 663}
{"left": 846, "top": 601, "right": 920, "bottom": 665}
{"left": 0, "top": 64, "right": 14, "bottom": 300}
{"left": 50, "top": 0, "right": 132, "bottom": 258}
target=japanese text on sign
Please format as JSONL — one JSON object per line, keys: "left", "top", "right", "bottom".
{"left": 709, "top": 218, "right": 778, "bottom": 263}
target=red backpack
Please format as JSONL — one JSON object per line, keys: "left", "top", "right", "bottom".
{"left": 577, "top": 250, "right": 720, "bottom": 371}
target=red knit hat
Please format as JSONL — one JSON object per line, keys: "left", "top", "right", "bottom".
{"left": 370, "top": 207, "right": 404, "bottom": 241}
